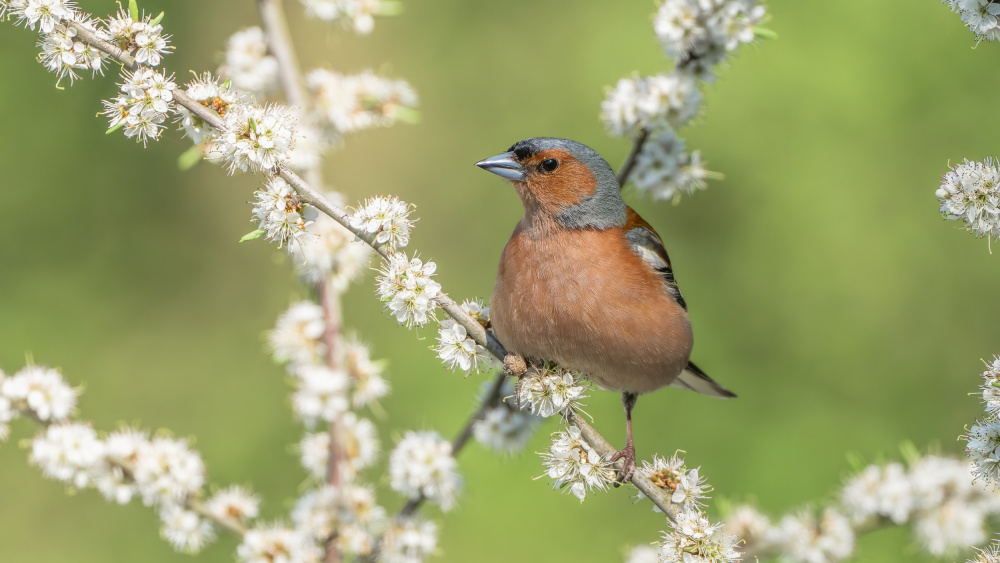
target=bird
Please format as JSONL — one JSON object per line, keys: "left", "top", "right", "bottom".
{"left": 475, "top": 137, "right": 735, "bottom": 482}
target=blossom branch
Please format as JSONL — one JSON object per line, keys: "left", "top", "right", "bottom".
{"left": 64, "top": 9, "right": 695, "bottom": 529}
{"left": 616, "top": 127, "right": 649, "bottom": 188}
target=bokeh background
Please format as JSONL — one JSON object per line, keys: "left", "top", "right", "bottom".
{"left": 1, "top": 1, "right": 998, "bottom": 561}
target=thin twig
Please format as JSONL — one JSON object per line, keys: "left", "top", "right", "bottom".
{"left": 317, "top": 279, "right": 344, "bottom": 563}
{"left": 257, "top": 0, "right": 308, "bottom": 109}
{"left": 616, "top": 128, "right": 649, "bottom": 189}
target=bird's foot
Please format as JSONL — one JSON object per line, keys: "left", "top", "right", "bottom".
{"left": 610, "top": 444, "right": 636, "bottom": 485}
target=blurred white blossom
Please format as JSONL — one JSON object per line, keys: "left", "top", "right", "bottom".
{"left": 236, "top": 524, "right": 321, "bottom": 563}
{"left": 343, "top": 337, "right": 390, "bottom": 408}
{"left": 159, "top": 503, "right": 216, "bottom": 553}
{"left": 204, "top": 486, "right": 260, "bottom": 524}
{"left": 307, "top": 69, "right": 417, "bottom": 135}
{"left": 601, "top": 73, "right": 701, "bottom": 137}
{"left": 764, "top": 508, "right": 854, "bottom": 563}
{"left": 654, "top": 0, "right": 765, "bottom": 70}
{"left": 2, "top": 365, "right": 76, "bottom": 422}
{"left": 631, "top": 130, "right": 714, "bottom": 202}
{"left": 389, "top": 430, "right": 460, "bottom": 510}
{"left": 133, "top": 437, "right": 205, "bottom": 506}
{"left": 300, "top": 0, "right": 399, "bottom": 34}
{"left": 269, "top": 300, "right": 326, "bottom": 366}
{"left": 381, "top": 518, "right": 437, "bottom": 563}
{"left": 30, "top": 421, "right": 104, "bottom": 488}
{"left": 291, "top": 364, "right": 350, "bottom": 426}
{"left": 219, "top": 27, "right": 279, "bottom": 94}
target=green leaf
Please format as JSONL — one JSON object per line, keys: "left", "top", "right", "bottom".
{"left": 106, "top": 121, "right": 125, "bottom": 135}
{"left": 177, "top": 146, "right": 203, "bottom": 171}
{"left": 239, "top": 228, "right": 266, "bottom": 243}
{"left": 248, "top": 117, "right": 257, "bottom": 132}
{"left": 899, "top": 440, "right": 921, "bottom": 465}
{"left": 753, "top": 26, "right": 778, "bottom": 40}
{"left": 128, "top": 0, "right": 139, "bottom": 21}
{"left": 845, "top": 450, "right": 866, "bottom": 472}
{"left": 991, "top": 380, "right": 1000, "bottom": 389}
{"left": 394, "top": 106, "right": 421, "bottom": 124}
{"left": 149, "top": 11, "right": 164, "bottom": 26}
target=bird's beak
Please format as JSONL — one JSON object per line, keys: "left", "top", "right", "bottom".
{"left": 475, "top": 151, "right": 526, "bottom": 182}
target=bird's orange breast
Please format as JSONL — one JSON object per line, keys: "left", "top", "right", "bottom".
{"left": 490, "top": 221, "right": 693, "bottom": 394}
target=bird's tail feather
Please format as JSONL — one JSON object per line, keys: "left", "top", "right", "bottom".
{"left": 670, "top": 361, "right": 736, "bottom": 399}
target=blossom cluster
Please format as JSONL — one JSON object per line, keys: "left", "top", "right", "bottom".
{"left": 350, "top": 195, "right": 415, "bottom": 250}
{"left": 660, "top": 508, "right": 741, "bottom": 563}
{"left": 518, "top": 365, "right": 589, "bottom": 418}
{"left": 601, "top": 0, "right": 766, "bottom": 201}
{"left": 434, "top": 299, "right": 497, "bottom": 377}
{"left": 37, "top": 16, "right": 106, "bottom": 85}
{"left": 540, "top": 425, "right": 617, "bottom": 501}
{"left": 968, "top": 355, "right": 1000, "bottom": 491}
{"left": 102, "top": 67, "right": 176, "bottom": 146}
{"left": 104, "top": 7, "right": 171, "bottom": 66}
{"left": 936, "top": 157, "right": 1000, "bottom": 243}
{"left": 388, "top": 430, "right": 461, "bottom": 510}
{"left": 376, "top": 253, "right": 441, "bottom": 328}
{"left": 942, "top": 0, "right": 1000, "bottom": 41}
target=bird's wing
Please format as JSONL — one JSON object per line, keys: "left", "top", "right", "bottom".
{"left": 623, "top": 207, "right": 686, "bottom": 309}
{"left": 670, "top": 361, "right": 737, "bottom": 398}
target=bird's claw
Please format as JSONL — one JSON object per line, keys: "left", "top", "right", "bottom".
{"left": 503, "top": 354, "right": 528, "bottom": 410}
{"left": 610, "top": 444, "right": 636, "bottom": 485}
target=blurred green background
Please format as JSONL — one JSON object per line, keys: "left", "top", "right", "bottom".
{"left": 1, "top": 0, "right": 998, "bottom": 561}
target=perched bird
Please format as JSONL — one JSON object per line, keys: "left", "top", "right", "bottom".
{"left": 475, "top": 137, "right": 735, "bottom": 482}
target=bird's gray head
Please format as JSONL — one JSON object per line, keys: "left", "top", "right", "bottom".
{"left": 475, "top": 137, "right": 626, "bottom": 229}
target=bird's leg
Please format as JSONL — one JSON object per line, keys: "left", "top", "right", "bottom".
{"left": 610, "top": 392, "right": 638, "bottom": 484}
{"left": 503, "top": 353, "right": 528, "bottom": 410}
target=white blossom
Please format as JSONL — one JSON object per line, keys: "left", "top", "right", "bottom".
{"left": 103, "top": 8, "right": 171, "bottom": 66}
{"left": 914, "top": 500, "right": 987, "bottom": 556}
{"left": 204, "top": 486, "right": 260, "bottom": 523}
{"left": 946, "top": 0, "right": 1000, "bottom": 40}
{"left": 292, "top": 364, "right": 350, "bottom": 427}
{"left": 307, "top": 69, "right": 417, "bottom": 134}
{"left": 95, "top": 427, "right": 146, "bottom": 504}
{"left": 389, "top": 430, "right": 460, "bottom": 510}
{"left": 132, "top": 437, "right": 205, "bottom": 506}
{"left": 219, "top": 27, "right": 279, "bottom": 94}
{"left": 630, "top": 129, "right": 714, "bottom": 202}
{"left": 269, "top": 300, "right": 326, "bottom": 366}
{"left": 216, "top": 103, "right": 297, "bottom": 173}
{"left": 291, "top": 485, "right": 386, "bottom": 556}
{"left": 764, "top": 508, "right": 854, "bottom": 563}
{"left": 381, "top": 518, "right": 437, "bottom": 563}
{"left": 2, "top": 365, "right": 76, "bottom": 422}
{"left": 10, "top": 0, "right": 76, "bottom": 33}
{"left": 36, "top": 16, "right": 106, "bottom": 85}
{"left": 159, "top": 503, "right": 216, "bottom": 553}
{"left": 624, "top": 545, "right": 660, "bottom": 563}
{"left": 660, "top": 508, "right": 741, "bottom": 563}
{"left": 970, "top": 543, "right": 1000, "bottom": 563}
{"left": 251, "top": 176, "right": 318, "bottom": 249}
{"left": 175, "top": 72, "right": 244, "bottom": 145}
{"left": 966, "top": 416, "right": 1000, "bottom": 486}
{"left": 638, "top": 453, "right": 710, "bottom": 511}
{"left": 840, "top": 462, "right": 913, "bottom": 525}
{"left": 540, "top": 425, "right": 616, "bottom": 501}
{"left": 435, "top": 320, "right": 494, "bottom": 376}
{"left": 653, "top": 0, "right": 765, "bottom": 67}
{"left": 299, "top": 432, "right": 330, "bottom": 479}
{"left": 473, "top": 403, "right": 540, "bottom": 454}
{"left": 601, "top": 73, "right": 701, "bottom": 137}
{"left": 350, "top": 196, "right": 414, "bottom": 249}
{"left": 236, "top": 524, "right": 321, "bottom": 563}
{"left": 376, "top": 253, "right": 441, "bottom": 328}
{"left": 102, "top": 67, "right": 176, "bottom": 146}
{"left": 722, "top": 504, "right": 770, "bottom": 548}
{"left": 936, "top": 157, "right": 1000, "bottom": 242}
{"left": 29, "top": 421, "right": 104, "bottom": 488}
{"left": 982, "top": 355, "right": 1000, "bottom": 414}
{"left": 518, "top": 366, "right": 588, "bottom": 418}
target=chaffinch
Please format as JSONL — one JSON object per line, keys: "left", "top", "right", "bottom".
{"left": 475, "top": 137, "right": 735, "bottom": 482}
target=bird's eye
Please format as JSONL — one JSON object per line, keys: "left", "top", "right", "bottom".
{"left": 541, "top": 158, "right": 559, "bottom": 172}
